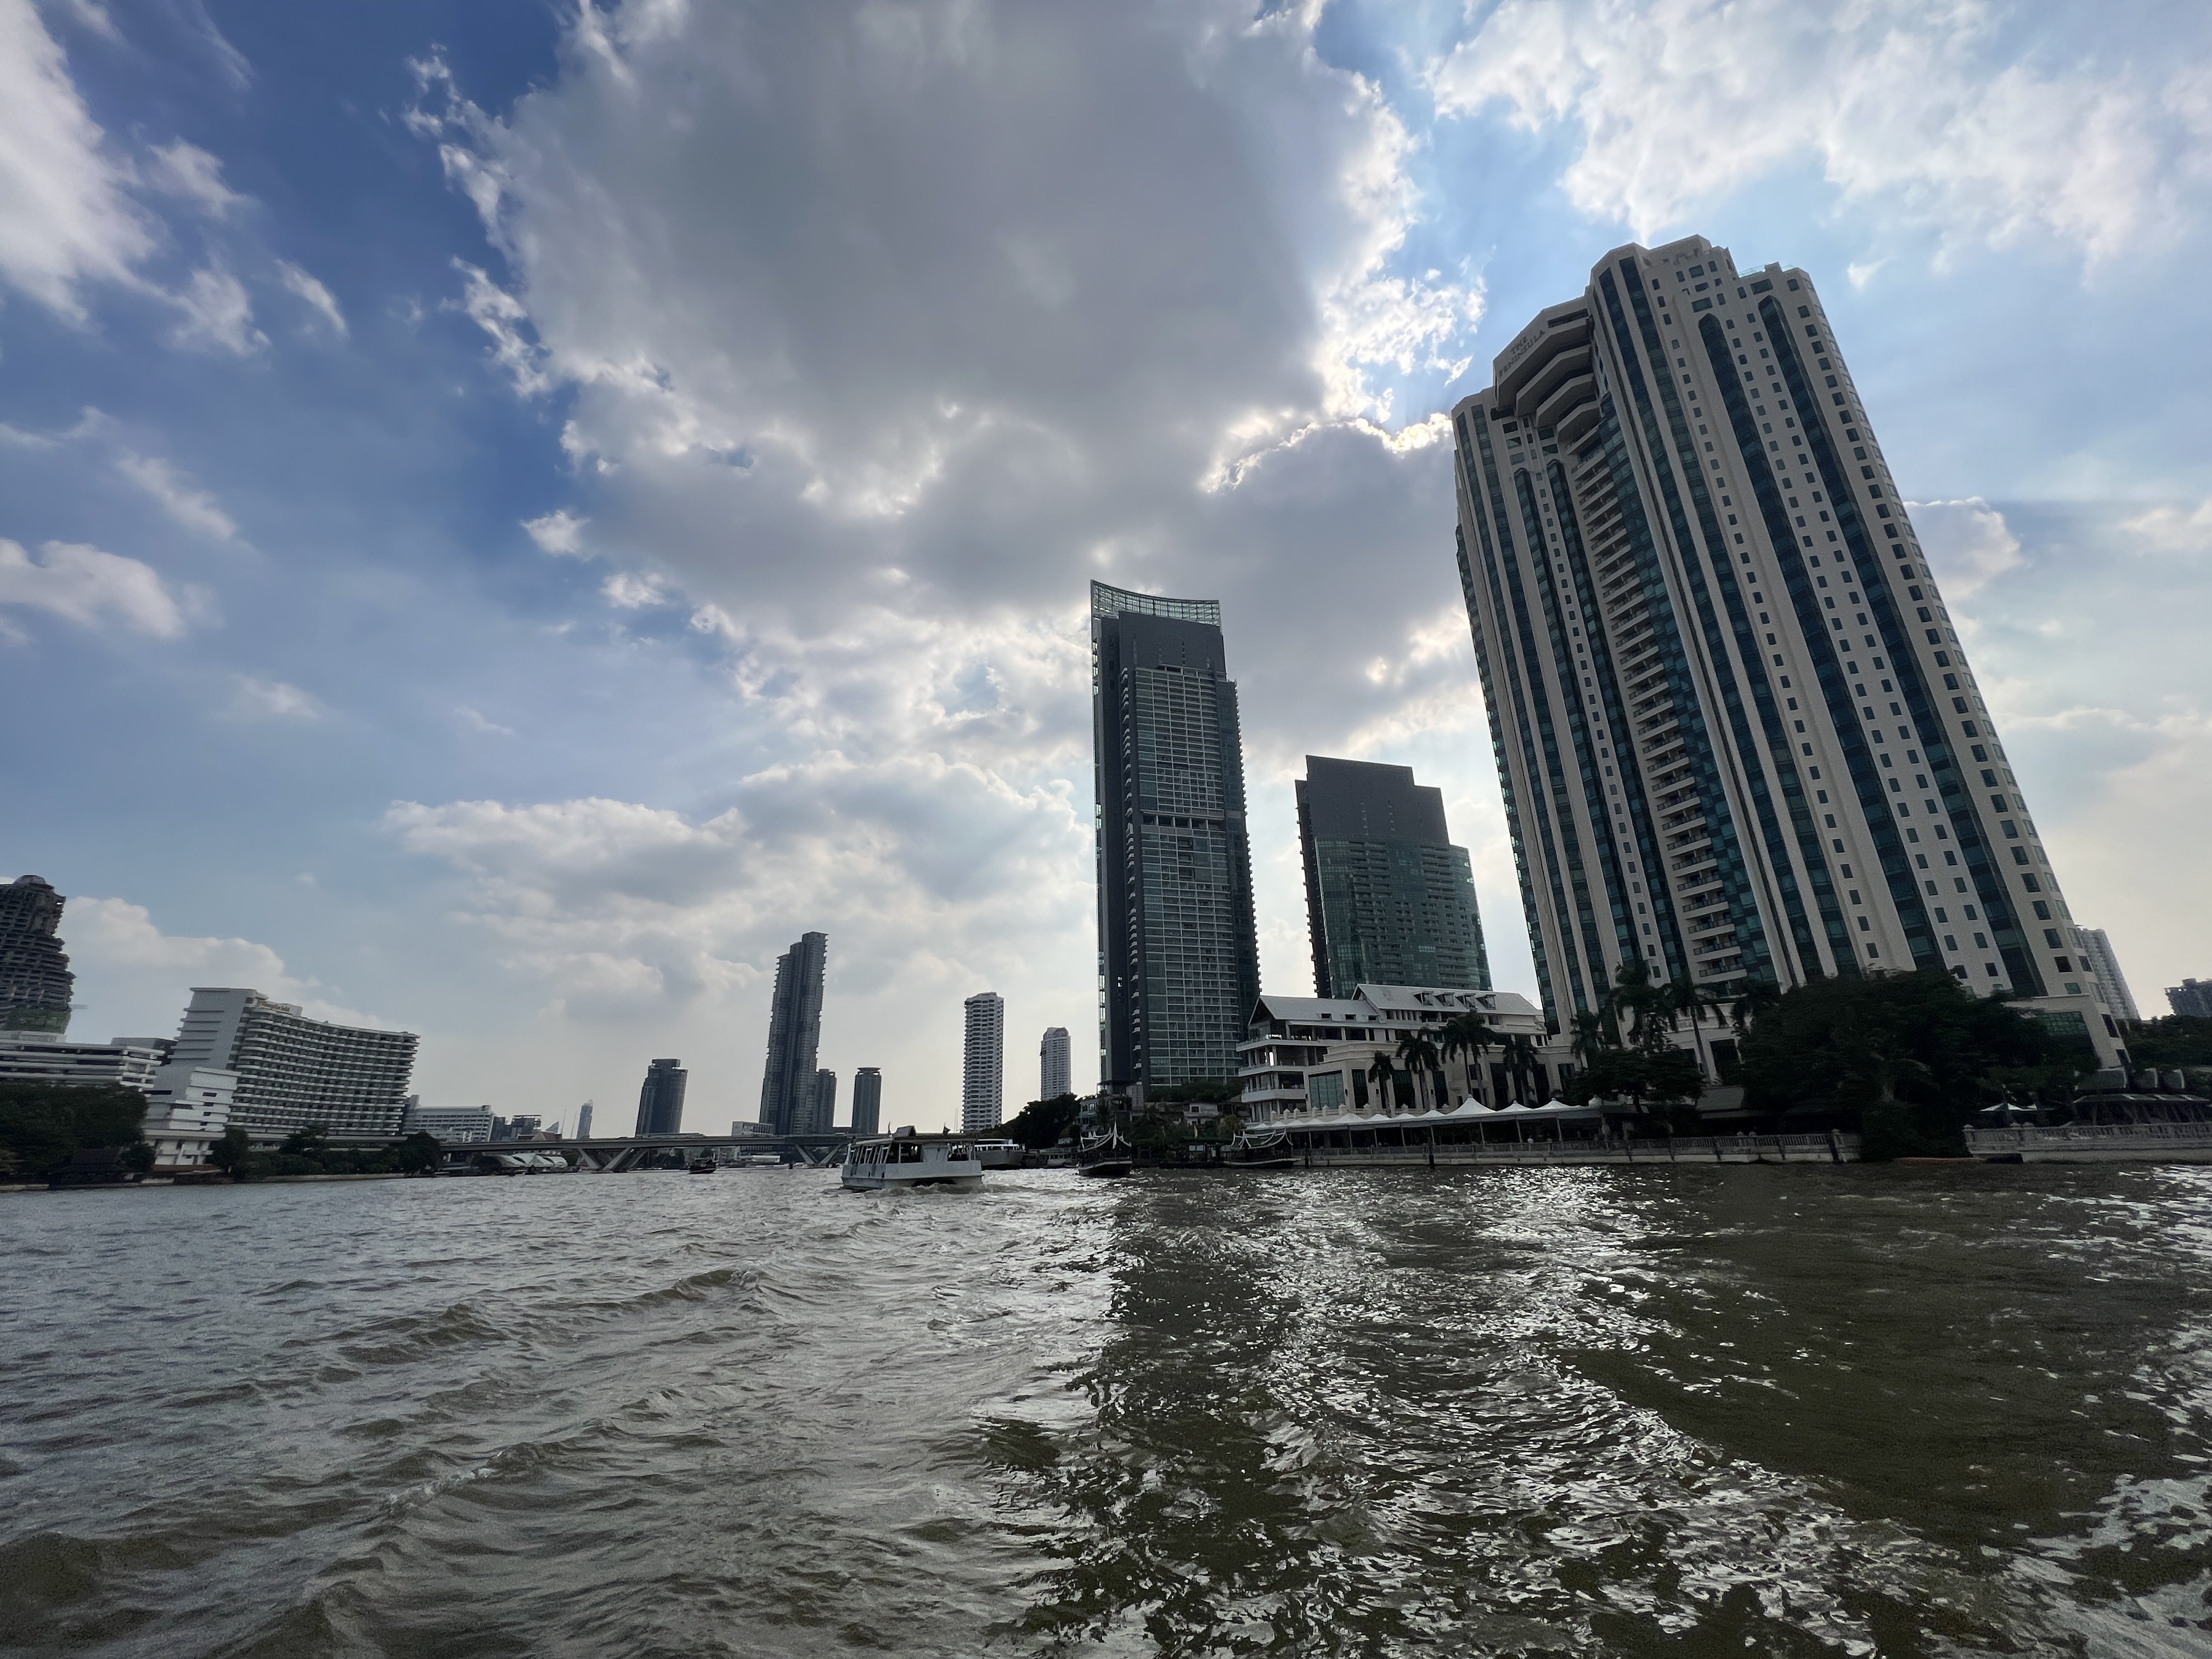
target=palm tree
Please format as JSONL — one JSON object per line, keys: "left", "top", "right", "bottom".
{"left": 1605, "top": 958, "right": 1662, "bottom": 1048}
{"left": 1438, "top": 1014, "right": 1499, "bottom": 1105}
{"left": 1662, "top": 974, "right": 1726, "bottom": 1082}
{"left": 1396, "top": 1031, "right": 1442, "bottom": 1113}
{"left": 1365, "top": 1049, "right": 1398, "bottom": 1115}
{"left": 1569, "top": 1009, "right": 1611, "bottom": 1064}
{"left": 1729, "top": 976, "right": 1781, "bottom": 1035}
{"left": 1500, "top": 1032, "right": 1541, "bottom": 1104}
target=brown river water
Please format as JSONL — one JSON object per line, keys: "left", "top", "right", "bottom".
{"left": 3, "top": 1163, "right": 2210, "bottom": 1656}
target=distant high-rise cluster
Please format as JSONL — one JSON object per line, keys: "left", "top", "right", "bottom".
{"left": 1448, "top": 234, "right": 2122, "bottom": 1063}
{"left": 1297, "top": 757, "right": 1489, "bottom": 998}
{"left": 634, "top": 1058, "right": 687, "bottom": 1136}
{"left": 759, "top": 931, "right": 828, "bottom": 1136}
{"left": 850, "top": 1066, "right": 882, "bottom": 1136}
{"left": 0, "top": 874, "right": 75, "bottom": 1034}
{"left": 1091, "top": 582, "right": 1261, "bottom": 1099}
{"left": 1039, "top": 1025, "right": 1071, "bottom": 1102}
{"left": 962, "top": 991, "right": 1004, "bottom": 1132}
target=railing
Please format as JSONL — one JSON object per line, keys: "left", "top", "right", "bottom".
{"left": 1967, "top": 1122, "right": 2212, "bottom": 1153}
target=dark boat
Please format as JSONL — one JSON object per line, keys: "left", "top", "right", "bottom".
{"left": 1223, "top": 1126, "right": 1299, "bottom": 1170}
{"left": 1077, "top": 1128, "right": 1133, "bottom": 1179}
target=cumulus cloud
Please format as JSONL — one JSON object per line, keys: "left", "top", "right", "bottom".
{"left": 522, "top": 507, "right": 587, "bottom": 555}
{"left": 1427, "top": 0, "right": 2212, "bottom": 265}
{"left": 0, "top": 537, "right": 194, "bottom": 640}
{"left": 0, "top": 0, "right": 152, "bottom": 315}
{"left": 228, "top": 674, "right": 325, "bottom": 720}
{"left": 2118, "top": 500, "right": 2212, "bottom": 556}
{"left": 65, "top": 896, "right": 390, "bottom": 1035}
{"left": 116, "top": 451, "right": 239, "bottom": 540}
{"left": 1908, "top": 498, "right": 2024, "bottom": 597}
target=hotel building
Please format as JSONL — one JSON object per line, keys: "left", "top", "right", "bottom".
{"left": 1449, "top": 235, "right": 2121, "bottom": 1064}
{"left": 169, "top": 988, "right": 417, "bottom": 1138}
{"left": 1238, "top": 985, "right": 1548, "bottom": 1123}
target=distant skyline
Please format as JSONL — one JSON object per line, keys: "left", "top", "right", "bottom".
{"left": 5, "top": 1, "right": 2210, "bottom": 1118}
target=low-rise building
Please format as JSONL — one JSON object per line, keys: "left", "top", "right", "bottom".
{"left": 2171, "top": 979, "right": 2212, "bottom": 1021}
{"left": 1239, "top": 985, "right": 1551, "bottom": 1124}
{"left": 402, "top": 1103, "right": 495, "bottom": 1144}
{"left": 0, "top": 1032, "right": 172, "bottom": 1091}
{"left": 140, "top": 1063, "right": 237, "bottom": 1169}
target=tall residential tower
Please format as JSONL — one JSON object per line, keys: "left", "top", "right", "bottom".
{"left": 0, "top": 875, "right": 75, "bottom": 1034}
{"left": 636, "top": 1058, "right": 687, "bottom": 1136}
{"left": 1039, "top": 1025, "right": 1071, "bottom": 1102}
{"left": 850, "top": 1066, "right": 882, "bottom": 1137}
{"left": 1091, "top": 582, "right": 1261, "bottom": 1098}
{"left": 758, "top": 931, "right": 827, "bottom": 1136}
{"left": 1448, "top": 236, "right": 2120, "bottom": 1062}
{"left": 962, "top": 992, "right": 1004, "bottom": 1133}
{"left": 1297, "top": 757, "right": 1489, "bottom": 998}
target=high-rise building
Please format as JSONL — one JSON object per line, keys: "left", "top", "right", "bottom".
{"left": 758, "top": 931, "right": 827, "bottom": 1136}
{"left": 804, "top": 1068, "right": 837, "bottom": 1135}
{"left": 575, "top": 1099, "right": 595, "bottom": 1139}
{"left": 962, "top": 991, "right": 1005, "bottom": 1133}
{"left": 1039, "top": 1026, "right": 1071, "bottom": 1102}
{"left": 1297, "top": 757, "right": 1491, "bottom": 998}
{"left": 851, "top": 1067, "right": 882, "bottom": 1137}
{"left": 2170, "top": 979, "right": 2212, "bottom": 1021}
{"left": 1448, "top": 235, "right": 2121, "bottom": 1063}
{"left": 0, "top": 874, "right": 75, "bottom": 1033}
{"left": 2072, "top": 928, "right": 2141, "bottom": 1024}
{"left": 170, "top": 988, "right": 417, "bottom": 1137}
{"left": 1091, "top": 581, "right": 1262, "bottom": 1098}
{"left": 635, "top": 1058, "right": 687, "bottom": 1136}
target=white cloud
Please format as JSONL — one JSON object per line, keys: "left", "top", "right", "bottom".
{"left": 2118, "top": 500, "right": 2212, "bottom": 556}
{"left": 0, "top": 537, "right": 193, "bottom": 639}
{"left": 116, "top": 451, "right": 239, "bottom": 540}
{"left": 1908, "top": 497, "right": 2023, "bottom": 597}
{"left": 522, "top": 507, "right": 587, "bottom": 555}
{"left": 145, "top": 138, "right": 242, "bottom": 218}
{"left": 168, "top": 264, "right": 265, "bottom": 354}
{"left": 64, "top": 896, "right": 389, "bottom": 1035}
{"left": 1427, "top": 0, "right": 2212, "bottom": 266}
{"left": 228, "top": 674, "right": 325, "bottom": 720}
{"left": 450, "top": 259, "right": 548, "bottom": 395}
{"left": 0, "top": 0, "right": 152, "bottom": 316}
{"left": 456, "top": 704, "right": 515, "bottom": 737}
{"left": 276, "top": 260, "right": 347, "bottom": 335}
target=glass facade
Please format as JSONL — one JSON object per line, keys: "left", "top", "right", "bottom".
{"left": 1092, "top": 582, "right": 1261, "bottom": 1096}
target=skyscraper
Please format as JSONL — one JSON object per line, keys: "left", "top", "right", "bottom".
{"left": 1039, "top": 1026, "right": 1071, "bottom": 1101}
{"left": 2073, "top": 928, "right": 2141, "bottom": 1024}
{"left": 0, "top": 874, "right": 75, "bottom": 1034}
{"left": 804, "top": 1068, "right": 837, "bottom": 1135}
{"left": 1449, "top": 235, "right": 2120, "bottom": 1062}
{"left": 758, "top": 931, "right": 827, "bottom": 1136}
{"left": 962, "top": 991, "right": 1004, "bottom": 1133}
{"left": 1091, "top": 581, "right": 1262, "bottom": 1098}
{"left": 635, "top": 1058, "right": 687, "bottom": 1136}
{"left": 575, "top": 1099, "right": 595, "bottom": 1139}
{"left": 170, "top": 987, "right": 418, "bottom": 1136}
{"left": 1297, "top": 757, "right": 1491, "bottom": 998}
{"left": 850, "top": 1067, "right": 882, "bottom": 1137}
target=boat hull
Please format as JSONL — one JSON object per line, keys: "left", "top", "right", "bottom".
{"left": 842, "top": 1171, "right": 984, "bottom": 1191}
{"left": 1077, "top": 1159, "right": 1133, "bottom": 1179}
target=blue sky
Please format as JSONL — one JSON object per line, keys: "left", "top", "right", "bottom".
{"left": 5, "top": 0, "right": 2210, "bottom": 1127}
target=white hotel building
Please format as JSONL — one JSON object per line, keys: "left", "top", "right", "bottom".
{"left": 1238, "top": 985, "right": 1551, "bottom": 1124}
{"left": 172, "top": 987, "right": 417, "bottom": 1139}
{"left": 1449, "top": 236, "right": 2122, "bottom": 1065}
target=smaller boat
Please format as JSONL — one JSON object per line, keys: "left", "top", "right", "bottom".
{"left": 1077, "top": 1128, "right": 1133, "bottom": 1179}
{"left": 1224, "top": 1126, "right": 1299, "bottom": 1170}
{"left": 841, "top": 1128, "right": 985, "bottom": 1192}
{"left": 970, "top": 1138, "right": 1026, "bottom": 1171}
{"left": 687, "top": 1155, "right": 720, "bottom": 1173}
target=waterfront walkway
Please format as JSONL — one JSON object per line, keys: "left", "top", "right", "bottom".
{"left": 1276, "top": 1132, "right": 1857, "bottom": 1169}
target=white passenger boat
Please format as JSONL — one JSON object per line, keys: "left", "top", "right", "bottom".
{"left": 840, "top": 1128, "right": 985, "bottom": 1192}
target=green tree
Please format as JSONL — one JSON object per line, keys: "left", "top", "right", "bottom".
{"left": 2128, "top": 1016, "right": 2212, "bottom": 1069}
{"left": 1605, "top": 959, "right": 1662, "bottom": 1048}
{"left": 279, "top": 1124, "right": 332, "bottom": 1159}
{"left": 1498, "top": 1032, "right": 1541, "bottom": 1104}
{"left": 1365, "top": 1050, "right": 1401, "bottom": 1113}
{"left": 1728, "top": 976, "right": 1782, "bottom": 1035}
{"left": 1002, "top": 1093, "right": 1082, "bottom": 1150}
{"left": 1737, "top": 970, "right": 2067, "bottom": 1157}
{"left": 208, "top": 1125, "right": 253, "bottom": 1179}
{"left": 1661, "top": 974, "right": 1726, "bottom": 1080}
{"left": 1568, "top": 1009, "right": 1612, "bottom": 1065}
{"left": 393, "top": 1131, "right": 444, "bottom": 1175}
{"left": 0, "top": 1082, "right": 153, "bottom": 1177}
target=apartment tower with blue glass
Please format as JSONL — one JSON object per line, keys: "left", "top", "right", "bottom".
{"left": 1448, "top": 236, "right": 2121, "bottom": 1065}
{"left": 1092, "top": 582, "right": 1262, "bottom": 1099}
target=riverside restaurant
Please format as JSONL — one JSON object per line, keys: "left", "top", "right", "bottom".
{"left": 1229, "top": 1099, "right": 1857, "bottom": 1167}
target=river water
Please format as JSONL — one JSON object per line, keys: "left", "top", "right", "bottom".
{"left": 4, "top": 1164, "right": 2210, "bottom": 1657}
